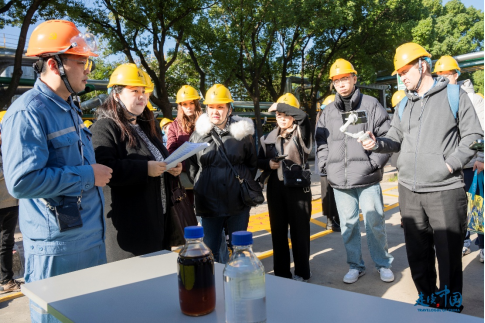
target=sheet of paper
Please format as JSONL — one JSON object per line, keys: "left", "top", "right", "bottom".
{"left": 164, "top": 141, "right": 210, "bottom": 170}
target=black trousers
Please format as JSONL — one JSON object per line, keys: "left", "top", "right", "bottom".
{"left": 0, "top": 206, "right": 18, "bottom": 283}
{"left": 399, "top": 184, "right": 467, "bottom": 306}
{"left": 267, "top": 173, "right": 311, "bottom": 280}
{"left": 320, "top": 176, "right": 340, "bottom": 225}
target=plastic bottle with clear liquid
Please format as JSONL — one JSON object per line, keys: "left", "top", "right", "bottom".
{"left": 177, "top": 226, "right": 215, "bottom": 316}
{"left": 223, "top": 231, "right": 266, "bottom": 323}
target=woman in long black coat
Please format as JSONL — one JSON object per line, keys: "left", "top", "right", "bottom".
{"left": 91, "top": 63, "right": 182, "bottom": 262}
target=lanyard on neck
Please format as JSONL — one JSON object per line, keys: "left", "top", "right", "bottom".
{"left": 68, "top": 102, "right": 84, "bottom": 166}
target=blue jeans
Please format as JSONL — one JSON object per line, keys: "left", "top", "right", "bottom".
{"left": 26, "top": 244, "right": 107, "bottom": 322}
{"left": 333, "top": 183, "right": 393, "bottom": 271}
{"left": 200, "top": 208, "right": 250, "bottom": 264}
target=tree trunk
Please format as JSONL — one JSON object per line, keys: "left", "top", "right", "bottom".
{"left": 251, "top": 85, "right": 263, "bottom": 145}
{"left": 309, "top": 93, "right": 318, "bottom": 135}
{"left": 151, "top": 68, "right": 174, "bottom": 119}
{"left": 0, "top": 0, "right": 45, "bottom": 109}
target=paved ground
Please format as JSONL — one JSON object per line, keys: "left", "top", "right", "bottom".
{"left": 1, "top": 163, "right": 483, "bottom": 322}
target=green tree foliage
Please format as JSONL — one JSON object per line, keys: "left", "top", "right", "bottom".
{"left": 65, "top": 0, "right": 213, "bottom": 119}
{"left": 301, "top": 0, "right": 424, "bottom": 124}
{"left": 471, "top": 70, "right": 484, "bottom": 95}
{"left": 0, "top": 0, "right": 59, "bottom": 109}
{"left": 1, "top": 0, "right": 483, "bottom": 117}
{"left": 413, "top": 0, "right": 484, "bottom": 56}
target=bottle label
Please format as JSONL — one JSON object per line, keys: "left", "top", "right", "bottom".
{"left": 224, "top": 274, "right": 266, "bottom": 322}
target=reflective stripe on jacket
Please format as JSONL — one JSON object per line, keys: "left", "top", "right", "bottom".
{"left": 1, "top": 79, "right": 105, "bottom": 255}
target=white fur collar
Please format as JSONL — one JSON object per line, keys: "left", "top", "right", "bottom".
{"left": 195, "top": 114, "right": 255, "bottom": 141}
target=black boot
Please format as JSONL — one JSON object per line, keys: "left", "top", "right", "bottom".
{"left": 327, "top": 217, "right": 341, "bottom": 232}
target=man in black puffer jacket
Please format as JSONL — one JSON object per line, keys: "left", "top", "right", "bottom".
{"left": 316, "top": 59, "right": 394, "bottom": 285}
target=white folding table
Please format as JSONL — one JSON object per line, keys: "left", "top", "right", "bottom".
{"left": 21, "top": 251, "right": 481, "bottom": 322}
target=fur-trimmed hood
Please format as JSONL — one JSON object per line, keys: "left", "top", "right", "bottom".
{"left": 195, "top": 113, "right": 254, "bottom": 140}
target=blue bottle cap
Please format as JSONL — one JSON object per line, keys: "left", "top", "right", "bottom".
{"left": 232, "top": 231, "right": 253, "bottom": 246}
{"left": 184, "top": 226, "right": 204, "bottom": 239}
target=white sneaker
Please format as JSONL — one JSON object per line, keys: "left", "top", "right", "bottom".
{"left": 479, "top": 249, "right": 484, "bottom": 263}
{"left": 293, "top": 272, "right": 312, "bottom": 283}
{"left": 343, "top": 269, "right": 365, "bottom": 284}
{"left": 378, "top": 268, "right": 395, "bottom": 282}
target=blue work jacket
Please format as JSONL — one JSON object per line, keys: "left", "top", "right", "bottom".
{"left": 1, "top": 79, "right": 105, "bottom": 256}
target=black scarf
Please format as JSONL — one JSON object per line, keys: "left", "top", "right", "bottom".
{"left": 340, "top": 87, "right": 356, "bottom": 112}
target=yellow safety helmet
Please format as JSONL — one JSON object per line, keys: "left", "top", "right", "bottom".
{"left": 141, "top": 70, "right": 155, "bottom": 93}
{"left": 276, "top": 93, "right": 300, "bottom": 108}
{"left": 203, "top": 84, "right": 234, "bottom": 105}
{"left": 392, "top": 43, "right": 431, "bottom": 76}
{"left": 329, "top": 59, "right": 357, "bottom": 79}
{"left": 391, "top": 90, "right": 406, "bottom": 108}
{"left": 433, "top": 55, "right": 460, "bottom": 74}
{"left": 0, "top": 111, "right": 6, "bottom": 123}
{"left": 107, "top": 63, "right": 147, "bottom": 89}
{"left": 176, "top": 85, "right": 201, "bottom": 103}
{"left": 160, "top": 118, "right": 173, "bottom": 129}
{"left": 83, "top": 120, "right": 93, "bottom": 128}
{"left": 322, "top": 95, "right": 336, "bottom": 106}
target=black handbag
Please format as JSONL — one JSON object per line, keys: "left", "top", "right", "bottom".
{"left": 211, "top": 130, "right": 264, "bottom": 207}
{"left": 282, "top": 136, "right": 312, "bottom": 188}
{"left": 169, "top": 177, "right": 198, "bottom": 247}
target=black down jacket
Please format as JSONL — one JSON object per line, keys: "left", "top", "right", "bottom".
{"left": 315, "top": 88, "right": 391, "bottom": 189}
{"left": 188, "top": 114, "right": 258, "bottom": 217}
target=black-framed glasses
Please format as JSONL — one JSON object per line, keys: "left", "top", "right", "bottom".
{"left": 332, "top": 76, "right": 352, "bottom": 86}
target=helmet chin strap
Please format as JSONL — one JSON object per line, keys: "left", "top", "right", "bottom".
{"left": 116, "top": 95, "right": 155, "bottom": 122}
{"left": 412, "top": 58, "right": 424, "bottom": 93}
{"left": 116, "top": 96, "right": 138, "bottom": 122}
{"left": 53, "top": 55, "right": 77, "bottom": 95}
{"left": 211, "top": 105, "right": 232, "bottom": 127}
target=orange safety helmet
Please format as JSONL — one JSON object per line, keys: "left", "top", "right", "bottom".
{"left": 26, "top": 20, "right": 98, "bottom": 57}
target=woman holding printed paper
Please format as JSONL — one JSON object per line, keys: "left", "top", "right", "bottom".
{"left": 188, "top": 84, "right": 258, "bottom": 263}
{"left": 91, "top": 63, "right": 182, "bottom": 262}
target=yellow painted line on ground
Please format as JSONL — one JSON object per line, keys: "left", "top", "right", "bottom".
{"left": 310, "top": 230, "right": 333, "bottom": 241}
{"left": 383, "top": 193, "right": 399, "bottom": 197}
{"left": 249, "top": 189, "right": 400, "bottom": 260}
{"left": 255, "top": 250, "right": 275, "bottom": 260}
{"left": 247, "top": 212, "right": 271, "bottom": 232}
{"left": 382, "top": 186, "right": 398, "bottom": 192}
{"left": 0, "top": 291, "right": 23, "bottom": 303}
{"left": 310, "top": 218, "right": 327, "bottom": 229}
{"left": 384, "top": 202, "right": 399, "bottom": 212}
{"left": 256, "top": 229, "right": 334, "bottom": 260}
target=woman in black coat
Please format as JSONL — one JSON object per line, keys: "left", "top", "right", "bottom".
{"left": 258, "top": 95, "right": 312, "bottom": 282}
{"left": 188, "top": 84, "right": 257, "bottom": 263}
{"left": 91, "top": 63, "right": 182, "bottom": 262}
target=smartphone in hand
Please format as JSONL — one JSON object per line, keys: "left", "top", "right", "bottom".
{"left": 272, "top": 154, "right": 288, "bottom": 162}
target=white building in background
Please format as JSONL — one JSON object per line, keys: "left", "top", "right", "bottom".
{"left": 0, "top": 65, "right": 35, "bottom": 79}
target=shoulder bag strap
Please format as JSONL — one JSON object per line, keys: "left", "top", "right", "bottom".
{"left": 210, "top": 129, "right": 244, "bottom": 184}
{"left": 292, "top": 135, "right": 306, "bottom": 166}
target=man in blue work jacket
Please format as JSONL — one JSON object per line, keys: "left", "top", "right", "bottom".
{"left": 1, "top": 20, "right": 112, "bottom": 322}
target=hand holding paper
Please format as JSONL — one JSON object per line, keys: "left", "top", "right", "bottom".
{"left": 164, "top": 142, "right": 210, "bottom": 170}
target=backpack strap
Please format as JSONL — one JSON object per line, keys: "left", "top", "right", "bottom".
{"left": 447, "top": 84, "right": 460, "bottom": 120}
{"left": 398, "top": 96, "right": 408, "bottom": 120}
{"left": 398, "top": 85, "right": 460, "bottom": 120}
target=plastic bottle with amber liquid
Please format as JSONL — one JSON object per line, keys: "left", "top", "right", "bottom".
{"left": 177, "top": 226, "right": 216, "bottom": 316}
{"left": 224, "top": 231, "right": 266, "bottom": 323}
